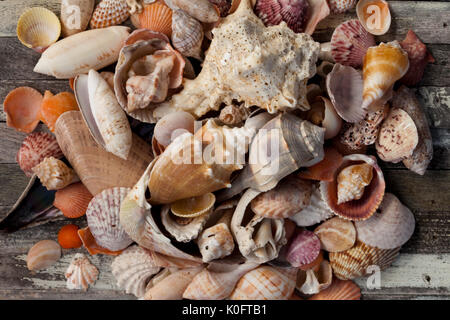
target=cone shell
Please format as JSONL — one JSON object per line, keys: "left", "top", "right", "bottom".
{"left": 229, "top": 266, "right": 297, "bottom": 300}
{"left": 314, "top": 217, "right": 356, "bottom": 252}
{"left": 54, "top": 182, "right": 93, "bottom": 218}
{"left": 329, "top": 240, "right": 400, "bottom": 280}
{"left": 328, "top": 0, "right": 357, "bottom": 13}
{"left": 16, "top": 132, "right": 64, "bottom": 177}
{"left": 298, "top": 147, "right": 343, "bottom": 182}
{"left": 331, "top": 19, "right": 375, "bottom": 68}
{"left": 90, "top": 0, "right": 130, "bottom": 29}
{"left": 3, "top": 87, "right": 43, "bottom": 133}
{"left": 362, "top": 41, "right": 409, "bottom": 111}
{"left": 254, "top": 0, "right": 310, "bottom": 33}
{"left": 171, "top": 0, "right": 220, "bottom": 23}
{"left": 17, "top": 7, "right": 61, "bottom": 53}
{"left": 139, "top": 2, "right": 173, "bottom": 37}
{"left": 320, "top": 154, "right": 385, "bottom": 221}
{"left": 32, "top": 156, "right": 77, "bottom": 190}
{"left": 356, "top": 0, "right": 391, "bottom": 36}
{"left": 250, "top": 176, "right": 313, "bottom": 219}
{"left": 375, "top": 108, "right": 419, "bottom": 163}
{"left": 171, "top": 9, "right": 204, "bottom": 60}
{"left": 60, "top": 0, "right": 95, "bottom": 37}
{"left": 65, "top": 253, "right": 99, "bottom": 291}
{"left": 286, "top": 230, "right": 321, "bottom": 268}
{"left": 86, "top": 187, "right": 133, "bottom": 252}
{"left": 355, "top": 193, "right": 415, "bottom": 250}
{"left": 26, "top": 240, "right": 61, "bottom": 271}
{"left": 308, "top": 278, "right": 361, "bottom": 300}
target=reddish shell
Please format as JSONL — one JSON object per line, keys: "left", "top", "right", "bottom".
{"left": 320, "top": 154, "right": 385, "bottom": 221}
{"left": 90, "top": 0, "right": 130, "bottom": 29}
{"left": 138, "top": 2, "right": 173, "bottom": 38}
{"left": 54, "top": 182, "right": 93, "bottom": 218}
{"left": 298, "top": 146, "right": 343, "bottom": 182}
{"left": 58, "top": 224, "right": 83, "bottom": 249}
{"left": 40, "top": 91, "right": 79, "bottom": 132}
{"left": 286, "top": 229, "right": 321, "bottom": 267}
{"left": 328, "top": 0, "right": 357, "bottom": 14}
{"left": 331, "top": 19, "right": 376, "bottom": 68}
{"left": 308, "top": 278, "right": 361, "bottom": 300}
{"left": 3, "top": 87, "right": 43, "bottom": 133}
{"left": 78, "top": 227, "right": 123, "bottom": 256}
{"left": 400, "top": 30, "right": 435, "bottom": 86}
{"left": 254, "top": 0, "right": 310, "bottom": 33}
{"left": 16, "top": 132, "right": 64, "bottom": 177}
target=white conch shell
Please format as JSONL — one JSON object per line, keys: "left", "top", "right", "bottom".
{"left": 34, "top": 26, "right": 130, "bottom": 79}
{"left": 32, "top": 156, "right": 79, "bottom": 190}
{"left": 152, "top": 0, "right": 319, "bottom": 121}
{"left": 296, "top": 260, "right": 332, "bottom": 295}
{"left": 65, "top": 253, "right": 99, "bottom": 291}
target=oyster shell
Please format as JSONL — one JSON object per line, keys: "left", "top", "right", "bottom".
{"left": 65, "top": 253, "right": 99, "bottom": 291}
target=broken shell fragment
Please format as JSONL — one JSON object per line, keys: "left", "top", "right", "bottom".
{"left": 308, "top": 278, "right": 361, "bottom": 300}
{"left": 32, "top": 157, "right": 78, "bottom": 190}
{"left": 314, "top": 216, "right": 356, "bottom": 252}
{"left": 26, "top": 240, "right": 61, "bottom": 271}
{"left": 286, "top": 229, "right": 321, "bottom": 268}
{"left": 65, "top": 253, "right": 99, "bottom": 291}
{"left": 3, "top": 87, "right": 43, "bottom": 133}
{"left": 356, "top": 0, "right": 391, "bottom": 36}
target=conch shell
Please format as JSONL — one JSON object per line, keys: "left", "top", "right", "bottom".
{"left": 32, "top": 156, "right": 79, "bottom": 190}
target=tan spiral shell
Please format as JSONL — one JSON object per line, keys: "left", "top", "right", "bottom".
{"left": 32, "top": 157, "right": 77, "bottom": 190}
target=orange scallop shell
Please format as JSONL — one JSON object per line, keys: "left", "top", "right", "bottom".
{"left": 3, "top": 87, "right": 43, "bottom": 133}
{"left": 298, "top": 147, "right": 343, "bottom": 182}
{"left": 53, "top": 182, "right": 93, "bottom": 218}
{"left": 138, "top": 2, "right": 173, "bottom": 38}
{"left": 308, "top": 278, "right": 361, "bottom": 300}
{"left": 78, "top": 227, "right": 123, "bottom": 256}
{"left": 40, "top": 91, "right": 79, "bottom": 132}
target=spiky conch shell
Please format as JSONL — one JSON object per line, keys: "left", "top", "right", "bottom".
{"left": 229, "top": 266, "right": 298, "bottom": 300}
{"left": 32, "top": 156, "right": 78, "bottom": 190}
{"left": 308, "top": 278, "right": 361, "bottom": 300}
{"left": 16, "top": 132, "right": 64, "bottom": 177}
{"left": 90, "top": 0, "right": 130, "bottom": 29}
{"left": 4, "top": 87, "right": 43, "bottom": 134}
{"left": 65, "top": 253, "right": 99, "bottom": 291}
{"left": 26, "top": 240, "right": 61, "bottom": 271}
{"left": 60, "top": 0, "right": 95, "bottom": 37}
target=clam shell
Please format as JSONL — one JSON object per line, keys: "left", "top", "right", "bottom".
{"left": 32, "top": 156, "right": 78, "bottom": 190}
{"left": 308, "top": 278, "right": 361, "bottom": 300}
{"left": 171, "top": 9, "right": 204, "bottom": 61}
{"left": 17, "top": 7, "right": 61, "bottom": 53}
{"left": 90, "top": 0, "right": 130, "bottom": 29}
{"left": 86, "top": 187, "right": 133, "bottom": 252}
{"left": 65, "top": 253, "right": 99, "bottom": 291}
{"left": 329, "top": 240, "right": 400, "bottom": 280}
{"left": 328, "top": 0, "right": 357, "bottom": 13}
{"left": 286, "top": 229, "right": 321, "bottom": 268}
{"left": 138, "top": 2, "right": 173, "bottom": 37}
{"left": 355, "top": 193, "right": 415, "bottom": 250}
{"left": 229, "top": 266, "right": 297, "bottom": 300}
{"left": 298, "top": 146, "right": 343, "bottom": 182}
{"left": 296, "top": 260, "right": 332, "bottom": 295}
{"left": 60, "top": 0, "right": 95, "bottom": 37}
{"left": 54, "top": 182, "right": 93, "bottom": 218}
{"left": 356, "top": 0, "right": 391, "bottom": 36}
{"left": 16, "top": 132, "right": 64, "bottom": 177}
{"left": 4, "top": 87, "right": 43, "bottom": 134}
{"left": 375, "top": 108, "right": 419, "bottom": 163}
{"left": 314, "top": 217, "right": 356, "bottom": 252}
{"left": 171, "top": 0, "right": 219, "bottom": 23}
{"left": 254, "top": 0, "right": 309, "bottom": 33}
{"left": 26, "top": 240, "right": 61, "bottom": 271}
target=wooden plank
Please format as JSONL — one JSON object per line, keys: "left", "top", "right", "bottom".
{"left": 417, "top": 87, "right": 450, "bottom": 128}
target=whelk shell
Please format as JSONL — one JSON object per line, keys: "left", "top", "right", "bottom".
{"left": 60, "top": 0, "right": 95, "bottom": 37}
{"left": 308, "top": 278, "right": 361, "bottom": 300}
{"left": 32, "top": 156, "right": 78, "bottom": 190}
{"left": 26, "top": 240, "right": 61, "bottom": 271}
{"left": 337, "top": 163, "right": 373, "bottom": 204}
{"left": 3, "top": 87, "right": 43, "bottom": 133}
{"left": 65, "top": 253, "right": 99, "bottom": 291}
{"left": 90, "top": 0, "right": 130, "bottom": 29}
{"left": 171, "top": 0, "right": 220, "bottom": 23}
{"left": 286, "top": 229, "right": 321, "bottom": 268}
{"left": 314, "top": 216, "right": 356, "bottom": 252}
{"left": 356, "top": 0, "right": 391, "bottom": 36}
{"left": 54, "top": 182, "right": 93, "bottom": 218}
{"left": 171, "top": 9, "right": 205, "bottom": 61}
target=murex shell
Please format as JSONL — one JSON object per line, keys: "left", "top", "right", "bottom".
{"left": 86, "top": 187, "right": 133, "bottom": 252}
{"left": 32, "top": 156, "right": 77, "bottom": 190}
{"left": 65, "top": 253, "right": 99, "bottom": 291}
{"left": 26, "top": 240, "right": 61, "bottom": 271}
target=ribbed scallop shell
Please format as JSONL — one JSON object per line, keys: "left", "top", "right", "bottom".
{"left": 328, "top": 0, "right": 357, "bottom": 13}
{"left": 54, "top": 182, "right": 93, "bottom": 218}
{"left": 32, "top": 157, "right": 76, "bottom": 190}
{"left": 26, "top": 240, "right": 61, "bottom": 271}
{"left": 139, "top": 2, "right": 173, "bottom": 37}
{"left": 229, "top": 266, "right": 297, "bottom": 300}
{"left": 65, "top": 253, "right": 99, "bottom": 291}
{"left": 4, "top": 87, "right": 43, "bottom": 133}
{"left": 254, "top": 0, "right": 309, "bottom": 33}
{"left": 86, "top": 187, "right": 133, "bottom": 251}
{"left": 16, "top": 132, "right": 64, "bottom": 177}
{"left": 329, "top": 240, "right": 400, "bottom": 280}
{"left": 171, "top": 9, "right": 204, "bottom": 60}
{"left": 308, "top": 278, "right": 361, "bottom": 300}
{"left": 90, "top": 0, "right": 130, "bottom": 29}
{"left": 314, "top": 216, "right": 356, "bottom": 252}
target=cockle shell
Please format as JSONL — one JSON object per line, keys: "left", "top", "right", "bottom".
{"left": 17, "top": 7, "right": 61, "bottom": 53}
{"left": 65, "top": 253, "right": 99, "bottom": 291}
{"left": 32, "top": 157, "right": 78, "bottom": 190}
{"left": 308, "top": 278, "right": 361, "bottom": 300}
{"left": 34, "top": 26, "right": 130, "bottom": 79}
{"left": 183, "top": 261, "right": 259, "bottom": 300}
{"left": 362, "top": 41, "right": 409, "bottom": 111}
{"left": 90, "top": 0, "right": 130, "bottom": 29}
{"left": 337, "top": 163, "right": 373, "bottom": 204}
{"left": 331, "top": 19, "right": 375, "bottom": 68}
{"left": 314, "top": 216, "right": 356, "bottom": 252}
{"left": 355, "top": 193, "right": 415, "bottom": 250}
{"left": 328, "top": 0, "right": 357, "bottom": 13}
{"left": 60, "top": 0, "right": 95, "bottom": 37}
{"left": 3, "top": 87, "right": 43, "bottom": 133}
{"left": 306, "top": 96, "right": 343, "bottom": 139}
{"left": 153, "top": 0, "right": 320, "bottom": 120}
{"left": 229, "top": 266, "right": 297, "bottom": 300}
{"left": 296, "top": 260, "right": 332, "bottom": 295}
{"left": 171, "top": 0, "right": 220, "bottom": 23}
{"left": 26, "top": 240, "right": 61, "bottom": 271}
{"left": 138, "top": 2, "right": 173, "bottom": 37}
{"left": 86, "top": 187, "right": 133, "bottom": 251}
{"left": 356, "top": 0, "right": 391, "bottom": 36}
{"left": 298, "top": 146, "right": 343, "bottom": 182}
{"left": 254, "top": 0, "right": 310, "bottom": 33}
{"left": 286, "top": 229, "right": 321, "bottom": 267}
{"left": 375, "top": 108, "right": 419, "bottom": 163}
{"left": 54, "top": 182, "right": 93, "bottom": 218}
{"left": 171, "top": 9, "right": 204, "bottom": 61}
{"left": 329, "top": 240, "right": 400, "bottom": 280}
{"left": 16, "top": 132, "right": 64, "bottom": 177}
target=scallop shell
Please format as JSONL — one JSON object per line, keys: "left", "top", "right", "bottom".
{"left": 296, "top": 260, "right": 332, "bottom": 295}
{"left": 336, "top": 163, "right": 373, "bottom": 204}
{"left": 250, "top": 176, "right": 312, "bottom": 219}
{"left": 32, "top": 157, "right": 78, "bottom": 190}
{"left": 171, "top": 0, "right": 219, "bottom": 23}
{"left": 298, "top": 146, "right": 343, "bottom": 182}
{"left": 306, "top": 96, "right": 343, "bottom": 140}
{"left": 355, "top": 193, "right": 415, "bottom": 250}
{"left": 183, "top": 261, "right": 259, "bottom": 300}
{"left": 314, "top": 217, "right": 356, "bottom": 252}
{"left": 60, "top": 0, "right": 95, "bottom": 37}
{"left": 26, "top": 240, "right": 61, "bottom": 271}
{"left": 17, "top": 7, "right": 61, "bottom": 53}
{"left": 86, "top": 187, "right": 133, "bottom": 252}
{"left": 362, "top": 41, "right": 409, "bottom": 111}
{"left": 356, "top": 0, "right": 391, "bottom": 36}
{"left": 54, "top": 182, "right": 93, "bottom": 218}
{"left": 320, "top": 154, "right": 385, "bottom": 221}
{"left": 308, "top": 278, "right": 361, "bottom": 300}
{"left": 16, "top": 132, "right": 64, "bottom": 177}
{"left": 40, "top": 90, "right": 79, "bottom": 132}
{"left": 329, "top": 240, "right": 400, "bottom": 280}
{"left": 286, "top": 229, "right": 321, "bottom": 268}
{"left": 375, "top": 108, "right": 419, "bottom": 163}
{"left": 254, "top": 0, "right": 310, "bottom": 33}
{"left": 331, "top": 19, "right": 375, "bottom": 68}
{"left": 65, "top": 253, "right": 99, "bottom": 291}
{"left": 304, "top": 0, "right": 330, "bottom": 35}
{"left": 3, "top": 87, "right": 43, "bottom": 133}
{"left": 90, "top": 0, "right": 130, "bottom": 29}
{"left": 171, "top": 9, "right": 204, "bottom": 61}
{"left": 328, "top": 0, "right": 357, "bottom": 13}
{"left": 229, "top": 266, "right": 297, "bottom": 300}
{"left": 139, "top": 2, "right": 173, "bottom": 37}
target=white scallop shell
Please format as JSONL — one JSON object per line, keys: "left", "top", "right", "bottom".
{"left": 65, "top": 253, "right": 99, "bottom": 291}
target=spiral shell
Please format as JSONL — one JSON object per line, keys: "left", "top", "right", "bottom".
{"left": 32, "top": 157, "right": 77, "bottom": 190}
{"left": 171, "top": 9, "right": 204, "bottom": 60}
{"left": 65, "top": 253, "right": 99, "bottom": 291}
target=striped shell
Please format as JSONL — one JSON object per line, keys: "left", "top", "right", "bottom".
{"left": 308, "top": 278, "right": 361, "bottom": 300}
{"left": 171, "top": 9, "right": 204, "bottom": 60}
{"left": 54, "top": 182, "right": 93, "bottom": 218}
{"left": 337, "top": 163, "right": 373, "bottom": 204}
{"left": 170, "top": 0, "right": 220, "bottom": 23}
{"left": 314, "top": 216, "right": 356, "bottom": 252}
{"left": 286, "top": 229, "right": 321, "bottom": 268}
{"left": 90, "top": 0, "right": 130, "bottom": 29}
{"left": 16, "top": 132, "right": 64, "bottom": 177}
{"left": 32, "top": 157, "right": 77, "bottom": 190}
{"left": 328, "top": 0, "right": 357, "bottom": 13}
{"left": 26, "top": 240, "right": 61, "bottom": 271}
{"left": 65, "top": 253, "right": 99, "bottom": 291}
{"left": 138, "top": 2, "right": 173, "bottom": 37}
{"left": 86, "top": 187, "right": 133, "bottom": 252}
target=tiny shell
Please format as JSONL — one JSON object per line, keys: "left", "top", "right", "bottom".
{"left": 337, "top": 163, "right": 373, "bottom": 204}
{"left": 308, "top": 278, "right": 361, "bottom": 300}
{"left": 171, "top": 9, "right": 204, "bottom": 61}
{"left": 32, "top": 156, "right": 77, "bottom": 190}
{"left": 219, "top": 104, "right": 250, "bottom": 126}
{"left": 90, "top": 0, "right": 130, "bottom": 29}
{"left": 314, "top": 216, "right": 356, "bottom": 252}
{"left": 254, "top": 0, "right": 309, "bottom": 33}
{"left": 162, "top": 205, "right": 211, "bottom": 243}
{"left": 26, "top": 240, "right": 61, "bottom": 271}
{"left": 60, "top": 0, "right": 95, "bottom": 37}
{"left": 356, "top": 0, "right": 391, "bottom": 36}
{"left": 3, "top": 87, "right": 43, "bottom": 133}
{"left": 139, "top": 2, "right": 173, "bottom": 37}
{"left": 65, "top": 253, "right": 99, "bottom": 291}
{"left": 298, "top": 146, "right": 343, "bottom": 182}
{"left": 54, "top": 182, "right": 93, "bottom": 218}
{"left": 328, "top": 0, "right": 357, "bottom": 13}
{"left": 40, "top": 90, "right": 79, "bottom": 132}
{"left": 286, "top": 229, "right": 321, "bottom": 268}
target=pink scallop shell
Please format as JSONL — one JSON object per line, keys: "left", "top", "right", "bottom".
{"left": 254, "top": 0, "right": 309, "bottom": 33}
{"left": 286, "top": 229, "right": 321, "bottom": 267}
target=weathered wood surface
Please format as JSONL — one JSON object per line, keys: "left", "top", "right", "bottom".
{"left": 0, "top": 0, "right": 449, "bottom": 300}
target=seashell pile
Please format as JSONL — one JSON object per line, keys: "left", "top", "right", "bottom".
{"left": 2, "top": 0, "right": 436, "bottom": 300}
